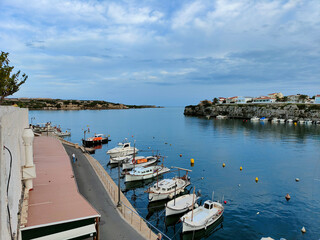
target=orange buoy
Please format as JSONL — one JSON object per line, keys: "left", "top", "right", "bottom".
{"left": 180, "top": 154, "right": 182, "bottom": 157}
{"left": 285, "top": 193, "right": 291, "bottom": 201}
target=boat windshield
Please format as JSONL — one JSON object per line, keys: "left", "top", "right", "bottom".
{"left": 204, "top": 203, "right": 212, "bottom": 209}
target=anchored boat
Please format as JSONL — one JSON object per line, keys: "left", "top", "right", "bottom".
{"left": 122, "top": 156, "right": 159, "bottom": 170}
{"left": 250, "top": 116, "right": 260, "bottom": 122}
{"left": 82, "top": 134, "right": 109, "bottom": 147}
{"left": 124, "top": 165, "right": 170, "bottom": 182}
{"left": 165, "top": 193, "right": 198, "bottom": 216}
{"left": 107, "top": 139, "right": 138, "bottom": 158}
{"left": 181, "top": 200, "right": 224, "bottom": 233}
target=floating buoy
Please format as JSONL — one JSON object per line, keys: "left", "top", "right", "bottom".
{"left": 256, "top": 212, "right": 260, "bottom": 215}
{"left": 165, "top": 142, "right": 168, "bottom": 144}
{"left": 301, "top": 226, "right": 306, "bottom": 233}
{"left": 255, "top": 177, "right": 259, "bottom": 183}
{"left": 222, "top": 163, "right": 226, "bottom": 168}
{"left": 132, "top": 135, "right": 134, "bottom": 137}
{"left": 224, "top": 200, "right": 227, "bottom": 204}
{"left": 285, "top": 193, "right": 291, "bottom": 201}
{"left": 240, "top": 166, "right": 243, "bottom": 171}
{"left": 238, "top": 184, "right": 241, "bottom": 187}
{"left": 294, "top": 122, "right": 297, "bottom": 126}
{"left": 190, "top": 162, "right": 194, "bottom": 167}
{"left": 170, "top": 144, "right": 171, "bottom": 146}
{"left": 295, "top": 178, "right": 300, "bottom": 182}
{"left": 190, "top": 158, "right": 194, "bottom": 164}
{"left": 179, "top": 154, "right": 182, "bottom": 157}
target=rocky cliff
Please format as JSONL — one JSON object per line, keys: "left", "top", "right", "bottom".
{"left": 184, "top": 103, "right": 320, "bottom": 121}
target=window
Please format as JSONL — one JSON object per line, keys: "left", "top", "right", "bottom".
{"left": 204, "top": 203, "right": 210, "bottom": 209}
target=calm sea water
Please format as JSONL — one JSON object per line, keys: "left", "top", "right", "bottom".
{"left": 30, "top": 107, "right": 320, "bottom": 240}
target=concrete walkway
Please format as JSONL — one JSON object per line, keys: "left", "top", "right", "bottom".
{"left": 63, "top": 144, "right": 144, "bottom": 240}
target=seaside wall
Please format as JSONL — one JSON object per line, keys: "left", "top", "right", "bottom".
{"left": 0, "top": 106, "right": 29, "bottom": 240}
{"left": 184, "top": 103, "right": 320, "bottom": 120}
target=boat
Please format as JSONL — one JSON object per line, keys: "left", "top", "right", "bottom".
{"left": 124, "top": 165, "right": 170, "bottom": 182}
{"left": 271, "top": 118, "right": 279, "bottom": 123}
{"left": 260, "top": 117, "right": 269, "bottom": 122}
{"left": 122, "top": 156, "right": 159, "bottom": 170}
{"left": 109, "top": 155, "right": 132, "bottom": 164}
{"left": 279, "top": 119, "right": 286, "bottom": 123}
{"left": 316, "top": 121, "right": 320, "bottom": 125}
{"left": 82, "top": 134, "right": 109, "bottom": 147}
{"left": 165, "top": 193, "right": 198, "bottom": 216}
{"left": 180, "top": 200, "right": 224, "bottom": 233}
{"left": 287, "top": 119, "right": 293, "bottom": 124}
{"left": 106, "top": 140, "right": 138, "bottom": 158}
{"left": 305, "top": 120, "right": 313, "bottom": 125}
{"left": 299, "top": 120, "right": 305, "bottom": 124}
{"left": 216, "top": 115, "right": 227, "bottom": 119}
{"left": 250, "top": 116, "right": 260, "bottom": 122}
{"left": 147, "top": 176, "right": 191, "bottom": 202}
{"left": 54, "top": 130, "right": 71, "bottom": 137}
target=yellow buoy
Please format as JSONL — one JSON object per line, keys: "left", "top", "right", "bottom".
{"left": 222, "top": 163, "right": 225, "bottom": 168}
{"left": 240, "top": 166, "right": 243, "bottom": 171}
{"left": 294, "top": 122, "right": 297, "bottom": 126}
{"left": 190, "top": 158, "right": 194, "bottom": 164}
{"left": 255, "top": 177, "right": 259, "bottom": 183}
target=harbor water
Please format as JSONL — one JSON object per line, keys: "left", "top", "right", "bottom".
{"left": 30, "top": 107, "right": 320, "bottom": 239}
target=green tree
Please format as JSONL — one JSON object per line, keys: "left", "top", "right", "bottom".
{"left": 298, "top": 94, "right": 308, "bottom": 103}
{"left": 212, "top": 97, "right": 219, "bottom": 104}
{"left": 0, "top": 51, "right": 28, "bottom": 103}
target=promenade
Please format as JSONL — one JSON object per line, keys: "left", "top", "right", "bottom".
{"left": 63, "top": 144, "right": 146, "bottom": 240}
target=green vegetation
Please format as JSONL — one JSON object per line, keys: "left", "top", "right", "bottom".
{"left": 0, "top": 51, "right": 28, "bottom": 103}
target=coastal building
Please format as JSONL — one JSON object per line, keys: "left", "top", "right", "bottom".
{"left": 218, "top": 97, "right": 226, "bottom": 104}
{"left": 252, "top": 96, "right": 276, "bottom": 103}
{"left": 236, "top": 96, "right": 253, "bottom": 103}
{"left": 315, "top": 95, "right": 320, "bottom": 104}
{"left": 287, "top": 94, "right": 300, "bottom": 103}
{"left": 268, "top": 92, "right": 284, "bottom": 99}
{"left": 226, "top": 96, "right": 238, "bottom": 104}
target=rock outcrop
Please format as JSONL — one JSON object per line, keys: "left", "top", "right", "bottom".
{"left": 184, "top": 103, "right": 320, "bottom": 121}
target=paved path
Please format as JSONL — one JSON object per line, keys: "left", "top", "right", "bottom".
{"left": 63, "top": 144, "right": 144, "bottom": 240}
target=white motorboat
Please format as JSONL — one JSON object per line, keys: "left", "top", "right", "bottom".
{"left": 107, "top": 140, "right": 138, "bottom": 158}
{"left": 299, "top": 120, "right": 305, "bottom": 124}
{"left": 216, "top": 115, "right": 227, "bottom": 119}
{"left": 122, "top": 156, "right": 159, "bottom": 170}
{"left": 305, "top": 120, "right": 313, "bottom": 125}
{"left": 109, "top": 155, "right": 132, "bottom": 164}
{"left": 180, "top": 200, "right": 224, "bottom": 233}
{"left": 124, "top": 165, "right": 170, "bottom": 182}
{"left": 54, "top": 130, "right": 71, "bottom": 137}
{"left": 250, "top": 116, "right": 260, "bottom": 122}
{"left": 260, "top": 117, "right": 269, "bottom": 122}
{"left": 271, "top": 118, "right": 279, "bottom": 123}
{"left": 147, "top": 176, "right": 191, "bottom": 202}
{"left": 287, "top": 119, "right": 293, "bottom": 124}
{"left": 279, "top": 119, "right": 286, "bottom": 123}
{"left": 165, "top": 193, "right": 198, "bottom": 216}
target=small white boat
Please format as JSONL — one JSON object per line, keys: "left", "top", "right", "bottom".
{"left": 124, "top": 165, "right": 170, "bottom": 182}
{"left": 107, "top": 140, "right": 138, "bottom": 158}
{"left": 279, "top": 119, "right": 286, "bottom": 123}
{"left": 260, "top": 117, "right": 269, "bottom": 122}
{"left": 122, "top": 156, "right": 159, "bottom": 170}
{"left": 54, "top": 130, "right": 71, "bottom": 137}
{"left": 305, "top": 120, "right": 313, "bottom": 125}
{"left": 299, "top": 120, "right": 305, "bottom": 124}
{"left": 287, "top": 119, "right": 293, "bottom": 124}
{"left": 316, "top": 121, "right": 320, "bottom": 125}
{"left": 180, "top": 200, "right": 224, "bottom": 232}
{"left": 147, "top": 176, "right": 191, "bottom": 202}
{"left": 109, "top": 155, "right": 132, "bottom": 164}
{"left": 250, "top": 116, "right": 260, "bottom": 122}
{"left": 216, "top": 115, "right": 227, "bottom": 119}
{"left": 271, "top": 118, "right": 279, "bottom": 123}
{"left": 165, "top": 193, "right": 198, "bottom": 216}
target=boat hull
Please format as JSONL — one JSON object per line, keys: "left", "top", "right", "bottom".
{"left": 182, "top": 211, "right": 223, "bottom": 233}
{"left": 124, "top": 167, "right": 170, "bottom": 182}
{"left": 107, "top": 149, "right": 137, "bottom": 158}
{"left": 83, "top": 137, "right": 109, "bottom": 147}
{"left": 122, "top": 158, "right": 157, "bottom": 170}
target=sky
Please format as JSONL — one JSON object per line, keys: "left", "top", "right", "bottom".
{"left": 1, "top": 0, "right": 320, "bottom": 106}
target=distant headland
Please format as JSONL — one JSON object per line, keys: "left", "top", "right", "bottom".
{"left": 1, "top": 98, "right": 161, "bottom": 110}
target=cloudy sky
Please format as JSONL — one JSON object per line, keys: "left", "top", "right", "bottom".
{"left": 1, "top": 0, "right": 320, "bottom": 106}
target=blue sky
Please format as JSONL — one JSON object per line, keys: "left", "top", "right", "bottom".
{"left": 1, "top": 0, "right": 320, "bottom": 106}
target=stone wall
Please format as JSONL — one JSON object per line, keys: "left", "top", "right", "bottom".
{"left": 0, "top": 106, "right": 29, "bottom": 240}
{"left": 184, "top": 103, "right": 320, "bottom": 121}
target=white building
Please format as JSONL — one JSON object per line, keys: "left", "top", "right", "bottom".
{"left": 236, "top": 96, "right": 253, "bottom": 103}
{"left": 252, "top": 96, "right": 276, "bottom": 103}
{"left": 226, "top": 96, "right": 238, "bottom": 104}
{"left": 315, "top": 95, "right": 320, "bottom": 104}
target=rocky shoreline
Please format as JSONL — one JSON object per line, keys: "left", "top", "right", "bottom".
{"left": 184, "top": 103, "right": 320, "bottom": 121}
{"left": 2, "top": 98, "right": 160, "bottom": 110}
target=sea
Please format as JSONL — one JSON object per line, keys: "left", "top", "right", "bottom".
{"left": 29, "top": 107, "right": 320, "bottom": 240}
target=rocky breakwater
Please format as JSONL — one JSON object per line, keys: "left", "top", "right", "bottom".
{"left": 184, "top": 102, "right": 320, "bottom": 121}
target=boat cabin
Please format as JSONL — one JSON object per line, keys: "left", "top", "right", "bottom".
{"left": 153, "top": 179, "right": 176, "bottom": 192}
{"left": 132, "top": 167, "right": 153, "bottom": 175}
{"left": 204, "top": 200, "right": 214, "bottom": 210}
